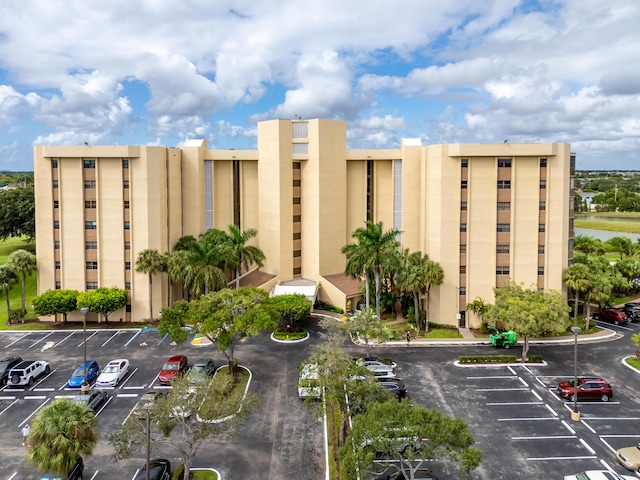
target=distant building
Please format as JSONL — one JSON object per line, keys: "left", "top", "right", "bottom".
{"left": 33, "top": 119, "right": 575, "bottom": 327}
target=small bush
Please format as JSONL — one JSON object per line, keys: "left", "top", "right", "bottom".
{"left": 272, "top": 329, "right": 308, "bottom": 341}
{"left": 314, "top": 300, "right": 344, "bottom": 314}
{"left": 172, "top": 464, "right": 185, "bottom": 480}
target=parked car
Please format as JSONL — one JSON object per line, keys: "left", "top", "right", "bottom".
{"left": 616, "top": 442, "right": 640, "bottom": 472}
{"left": 622, "top": 304, "right": 640, "bottom": 322}
{"left": 375, "top": 467, "right": 439, "bottom": 479}
{"left": 134, "top": 458, "right": 171, "bottom": 480}
{"left": 158, "top": 355, "right": 189, "bottom": 385}
{"left": 377, "top": 378, "right": 407, "bottom": 399}
{"left": 361, "top": 356, "right": 397, "bottom": 369}
{"left": 67, "top": 360, "right": 100, "bottom": 388}
{"left": 39, "top": 456, "right": 84, "bottom": 480}
{"left": 96, "top": 358, "right": 130, "bottom": 387}
{"left": 592, "top": 308, "right": 628, "bottom": 326}
{"left": 8, "top": 360, "right": 50, "bottom": 387}
{"left": 298, "top": 363, "right": 321, "bottom": 399}
{"left": 73, "top": 390, "right": 110, "bottom": 412}
{"left": 371, "top": 369, "right": 397, "bottom": 380}
{"left": 132, "top": 390, "right": 167, "bottom": 417}
{"left": 556, "top": 376, "right": 613, "bottom": 402}
{"left": 187, "top": 357, "right": 215, "bottom": 384}
{"left": 0, "top": 356, "right": 23, "bottom": 386}
{"left": 563, "top": 470, "right": 636, "bottom": 480}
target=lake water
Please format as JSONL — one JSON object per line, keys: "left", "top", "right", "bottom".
{"left": 574, "top": 227, "right": 640, "bottom": 241}
{"left": 580, "top": 215, "right": 640, "bottom": 223}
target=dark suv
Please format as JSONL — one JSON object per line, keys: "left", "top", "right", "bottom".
{"left": 39, "top": 456, "right": 83, "bottom": 480}
{"left": 592, "top": 308, "right": 628, "bottom": 326}
{"left": 622, "top": 303, "right": 640, "bottom": 322}
{"left": 557, "top": 376, "right": 613, "bottom": 402}
{"left": 134, "top": 458, "right": 171, "bottom": 480}
{"left": 377, "top": 378, "right": 407, "bottom": 400}
{"left": 0, "top": 356, "right": 22, "bottom": 386}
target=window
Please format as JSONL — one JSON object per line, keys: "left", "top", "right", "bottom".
{"left": 293, "top": 250, "right": 301, "bottom": 258}
{"left": 122, "top": 159, "right": 129, "bottom": 168}
{"left": 497, "top": 202, "right": 510, "bottom": 211}
{"left": 460, "top": 202, "right": 467, "bottom": 211}
{"left": 293, "top": 215, "right": 301, "bottom": 222}
{"left": 540, "top": 180, "right": 547, "bottom": 189}
{"left": 84, "top": 180, "right": 96, "bottom": 189}
{"left": 459, "top": 287, "right": 466, "bottom": 296}
{"left": 55, "top": 281, "right": 61, "bottom": 289}
{"left": 124, "top": 200, "right": 130, "bottom": 209}
{"left": 292, "top": 122, "right": 308, "bottom": 138}
{"left": 497, "top": 224, "right": 510, "bottom": 232}
{"left": 538, "top": 267, "right": 544, "bottom": 275}
{"left": 539, "top": 224, "right": 546, "bottom": 233}
{"left": 460, "top": 244, "right": 467, "bottom": 253}
{"left": 293, "top": 232, "right": 301, "bottom": 240}
{"left": 496, "top": 266, "right": 510, "bottom": 275}
{"left": 53, "top": 180, "right": 59, "bottom": 188}
{"left": 125, "top": 282, "right": 131, "bottom": 290}
{"left": 540, "top": 158, "right": 547, "bottom": 167}
{"left": 460, "top": 266, "right": 466, "bottom": 274}
{"left": 86, "top": 282, "right": 98, "bottom": 290}
{"left": 126, "top": 304, "right": 132, "bottom": 313}
{"left": 539, "top": 202, "right": 546, "bottom": 211}
{"left": 293, "top": 267, "right": 302, "bottom": 275}
{"left": 292, "top": 143, "right": 308, "bottom": 154}
{"left": 124, "top": 242, "right": 130, "bottom": 250}
{"left": 52, "top": 200, "right": 59, "bottom": 209}
{"left": 460, "top": 223, "right": 467, "bottom": 232}
{"left": 461, "top": 180, "right": 468, "bottom": 189}
{"left": 498, "top": 158, "right": 512, "bottom": 168}
{"left": 496, "top": 244, "right": 510, "bottom": 254}
{"left": 124, "top": 221, "right": 130, "bottom": 230}
{"left": 84, "top": 200, "right": 96, "bottom": 209}
{"left": 85, "top": 262, "right": 98, "bottom": 270}
{"left": 125, "top": 262, "right": 131, "bottom": 270}
{"left": 52, "top": 159, "right": 59, "bottom": 168}
{"left": 123, "top": 180, "right": 129, "bottom": 189}
{"left": 85, "top": 242, "right": 97, "bottom": 250}
{"left": 293, "top": 198, "right": 301, "bottom": 205}
{"left": 54, "top": 241, "right": 60, "bottom": 249}
{"left": 538, "top": 245, "right": 545, "bottom": 254}
{"left": 83, "top": 159, "right": 95, "bottom": 168}
{"left": 461, "top": 159, "right": 468, "bottom": 168}
{"left": 53, "top": 220, "right": 60, "bottom": 229}
{"left": 497, "top": 180, "right": 511, "bottom": 189}
{"left": 293, "top": 162, "right": 301, "bottom": 170}
{"left": 85, "top": 221, "right": 97, "bottom": 230}
{"left": 55, "top": 261, "right": 60, "bottom": 270}
{"left": 293, "top": 179, "right": 301, "bottom": 187}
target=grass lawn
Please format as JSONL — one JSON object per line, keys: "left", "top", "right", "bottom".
{"left": 0, "top": 237, "right": 37, "bottom": 327}
{"left": 574, "top": 213, "right": 640, "bottom": 234}
{"left": 384, "top": 320, "right": 463, "bottom": 339}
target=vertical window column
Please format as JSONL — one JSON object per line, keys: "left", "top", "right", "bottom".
{"left": 292, "top": 162, "right": 302, "bottom": 277}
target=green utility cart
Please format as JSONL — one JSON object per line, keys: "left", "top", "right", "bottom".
{"left": 487, "top": 326, "right": 517, "bottom": 349}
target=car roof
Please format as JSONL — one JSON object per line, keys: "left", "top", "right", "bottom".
{"left": 166, "top": 355, "right": 187, "bottom": 362}
{"left": 106, "top": 358, "right": 127, "bottom": 365}
{"left": 193, "top": 358, "right": 213, "bottom": 365}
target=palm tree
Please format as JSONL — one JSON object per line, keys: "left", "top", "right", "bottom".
{"left": 422, "top": 258, "right": 444, "bottom": 332}
{"left": 466, "top": 297, "right": 489, "bottom": 326}
{"left": 224, "top": 225, "right": 266, "bottom": 289}
{"left": 395, "top": 251, "right": 428, "bottom": 329}
{"left": 605, "top": 236, "right": 637, "bottom": 259}
{"left": 0, "top": 265, "right": 17, "bottom": 322}
{"left": 342, "top": 221, "right": 400, "bottom": 320}
{"left": 28, "top": 398, "right": 98, "bottom": 478}
{"left": 135, "top": 249, "right": 166, "bottom": 322}
{"left": 7, "top": 249, "right": 36, "bottom": 319}
{"left": 179, "top": 230, "right": 227, "bottom": 296}
{"left": 563, "top": 263, "right": 594, "bottom": 326}
{"left": 574, "top": 235, "right": 606, "bottom": 256}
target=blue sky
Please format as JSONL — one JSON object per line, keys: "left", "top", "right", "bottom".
{"left": 0, "top": 0, "right": 639, "bottom": 171}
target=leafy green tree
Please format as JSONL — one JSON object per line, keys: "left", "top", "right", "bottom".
{"left": 135, "top": 248, "right": 166, "bottom": 322}
{"left": 0, "top": 265, "right": 17, "bottom": 322}
{"left": 33, "top": 289, "right": 80, "bottom": 324}
{"left": 0, "top": 185, "right": 35, "bottom": 240}
{"left": 27, "top": 398, "right": 98, "bottom": 478}
{"left": 160, "top": 287, "right": 277, "bottom": 371}
{"left": 77, "top": 287, "right": 128, "bottom": 325}
{"left": 344, "top": 307, "right": 389, "bottom": 355}
{"left": 110, "top": 373, "right": 258, "bottom": 480}
{"left": 605, "top": 236, "right": 637, "bottom": 259}
{"left": 173, "top": 229, "right": 227, "bottom": 296}
{"left": 563, "top": 263, "right": 594, "bottom": 326}
{"left": 7, "top": 249, "right": 36, "bottom": 318}
{"left": 223, "top": 225, "right": 266, "bottom": 289}
{"left": 466, "top": 297, "right": 489, "bottom": 326}
{"left": 339, "top": 399, "right": 483, "bottom": 480}
{"left": 486, "top": 282, "right": 571, "bottom": 361}
{"left": 267, "top": 293, "right": 312, "bottom": 331}
{"left": 342, "top": 221, "right": 401, "bottom": 320}
{"left": 574, "top": 235, "right": 606, "bottom": 256}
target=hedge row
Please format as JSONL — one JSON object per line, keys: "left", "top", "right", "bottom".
{"left": 459, "top": 354, "right": 543, "bottom": 364}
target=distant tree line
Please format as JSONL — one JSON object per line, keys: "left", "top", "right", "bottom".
{"left": 0, "top": 184, "right": 35, "bottom": 240}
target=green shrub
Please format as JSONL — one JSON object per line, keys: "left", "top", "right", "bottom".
{"left": 314, "top": 300, "right": 344, "bottom": 314}
{"left": 172, "top": 464, "right": 185, "bottom": 480}
{"left": 272, "top": 329, "right": 308, "bottom": 341}
{"left": 480, "top": 322, "right": 491, "bottom": 334}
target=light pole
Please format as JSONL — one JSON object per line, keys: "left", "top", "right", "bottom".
{"left": 570, "top": 325, "right": 582, "bottom": 421}
{"left": 80, "top": 307, "right": 89, "bottom": 393}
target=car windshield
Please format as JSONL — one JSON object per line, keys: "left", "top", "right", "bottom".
{"left": 103, "top": 366, "right": 118, "bottom": 373}
{"left": 163, "top": 362, "right": 180, "bottom": 371}
{"left": 72, "top": 366, "right": 86, "bottom": 376}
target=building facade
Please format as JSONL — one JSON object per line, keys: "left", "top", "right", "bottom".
{"left": 34, "top": 118, "right": 575, "bottom": 326}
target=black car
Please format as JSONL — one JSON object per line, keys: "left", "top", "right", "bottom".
{"left": 134, "top": 458, "right": 171, "bottom": 480}
{"left": 0, "top": 356, "right": 22, "bottom": 386}
{"left": 623, "top": 303, "right": 640, "bottom": 322}
{"left": 73, "top": 390, "right": 110, "bottom": 412}
{"left": 39, "top": 456, "right": 83, "bottom": 480}
{"left": 377, "top": 378, "right": 407, "bottom": 399}
{"left": 375, "top": 467, "right": 439, "bottom": 479}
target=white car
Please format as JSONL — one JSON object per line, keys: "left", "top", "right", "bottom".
{"left": 96, "top": 359, "right": 130, "bottom": 387}
{"left": 563, "top": 470, "right": 636, "bottom": 480}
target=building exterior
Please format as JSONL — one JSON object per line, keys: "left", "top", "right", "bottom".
{"left": 34, "top": 118, "right": 575, "bottom": 327}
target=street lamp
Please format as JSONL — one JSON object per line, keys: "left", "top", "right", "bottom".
{"left": 570, "top": 325, "right": 582, "bottom": 421}
{"left": 80, "top": 307, "right": 89, "bottom": 393}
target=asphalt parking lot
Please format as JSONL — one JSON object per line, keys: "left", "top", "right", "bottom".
{"left": 1, "top": 317, "right": 639, "bottom": 480}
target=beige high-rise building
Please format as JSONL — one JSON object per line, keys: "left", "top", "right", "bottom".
{"left": 33, "top": 118, "right": 575, "bottom": 327}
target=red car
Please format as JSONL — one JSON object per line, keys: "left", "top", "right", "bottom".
{"left": 557, "top": 376, "right": 613, "bottom": 402}
{"left": 158, "top": 355, "right": 189, "bottom": 385}
{"left": 592, "top": 308, "right": 628, "bottom": 326}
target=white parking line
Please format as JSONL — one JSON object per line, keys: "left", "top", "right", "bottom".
{"left": 487, "top": 402, "right": 543, "bottom": 406}
{"left": 498, "top": 417, "right": 559, "bottom": 421}
{"left": 467, "top": 375, "right": 518, "bottom": 379}
{"left": 5, "top": 333, "right": 29, "bottom": 348}
{"left": 545, "top": 404, "right": 558, "bottom": 416}
{"left": 24, "top": 396, "right": 47, "bottom": 400}
{"left": 476, "top": 387, "right": 529, "bottom": 392}
{"left": 0, "top": 399, "right": 18, "bottom": 415}
{"left": 117, "top": 393, "right": 139, "bottom": 398}
{"left": 512, "top": 435, "right": 577, "bottom": 440}
{"left": 54, "top": 332, "right": 76, "bottom": 348}
{"left": 579, "top": 437, "right": 596, "bottom": 454}
{"left": 527, "top": 455, "right": 597, "bottom": 461}
{"left": 76, "top": 330, "right": 99, "bottom": 347}
{"left": 101, "top": 331, "right": 120, "bottom": 347}
{"left": 28, "top": 332, "right": 54, "bottom": 348}
{"left": 531, "top": 390, "right": 542, "bottom": 401}
{"left": 561, "top": 420, "right": 576, "bottom": 434}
